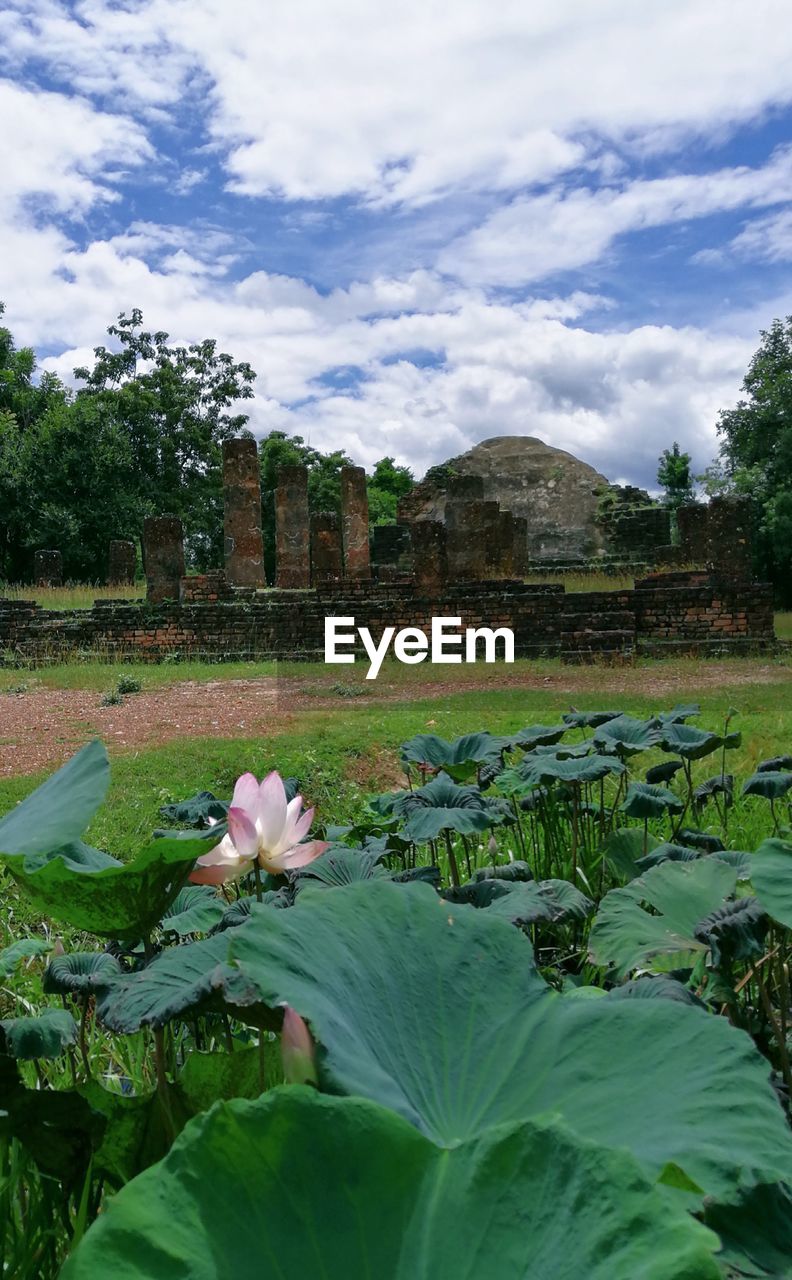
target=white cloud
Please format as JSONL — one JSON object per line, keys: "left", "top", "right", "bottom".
{"left": 4, "top": 0, "right": 792, "bottom": 205}
{"left": 440, "top": 149, "right": 792, "bottom": 285}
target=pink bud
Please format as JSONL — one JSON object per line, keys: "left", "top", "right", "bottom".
{"left": 281, "top": 1006, "right": 318, "bottom": 1087}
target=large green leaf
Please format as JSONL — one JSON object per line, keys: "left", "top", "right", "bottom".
{"left": 177, "top": 1045, "right": 281, "bottom": 1112}
{"left": 96, "top": 932, "right": 269, "bottom": 1032}
{"left": 621, "top": 781, "right": 683, "bottom": 820}
{"left": 293, "top": 846, "right": 389, "bottom": 889}
{"left": 62, "top": 1089, "right": 720, "bottom": 1280}
{"left": 589, "top": 859, "right": 740, "bottom": 978}
{"left": 392, "top": 773, "right": 492, "bottom": 840}
{"left": 1, "top": 1056, "right": 103, "bottom": 1186}
{"left": 4, "top": 832, "right": 219, "bottom": 939}
{"left": 0, "top": 740, "right": 109, "bottom": 857}
{"left": 160, "top": 885, "right": 226, "bottom": 936}
{"left": 593, "top": 715, "right": 662, "bottom": 755}
{"left": 399, "top": 732, "right": 506, "bottom": 781}
{"left": 444, "top": 878, "right": 592, "bottom": 927}
{"left": 743, "top": 772, "right": 792, "bottom": 800}
{"left": 751, "top": 838, "right": 792, "bottom": 928}
{"left": 660, "top": 724, "right": 723, "bottom": 760}
{"left": 520, "top": 752, "right": 624, "bottom": 786}
{"left": 0, "top": 937, "right": 51, "bottom": 977}
{"left": 0, "top": 1008, "right": 78, "bottom": 1059}
{"left": 228, "top": 881, "right": 792, "bottom": 1199}
{"left": 43, "top": 951, "right": 122, "bottom": 996}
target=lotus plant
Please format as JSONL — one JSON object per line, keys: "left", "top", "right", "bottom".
{"left": 190, "top": 771, "right": 329, "bottom": 885}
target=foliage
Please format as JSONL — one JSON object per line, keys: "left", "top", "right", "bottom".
{"left": 715, "top": 315, "right": 792, "bottom": 604}
{"left": 2, "top": 706, "right": 792, "bottom": 1276}
{"left": 657, "top": 440, "right": 694, "bottom": 513}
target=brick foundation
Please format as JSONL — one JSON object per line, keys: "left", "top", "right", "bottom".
{"left": 0, "top": 571, "right": 775, "bottom": 666}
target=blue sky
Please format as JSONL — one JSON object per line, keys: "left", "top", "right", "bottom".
{"left": 2, "top": 1, "right": 792, "bottom": 489}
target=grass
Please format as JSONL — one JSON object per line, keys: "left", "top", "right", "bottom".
{"left": 776, "top": 611, "right": 792, "bottom": 640}
{"left": 0, "top": 582, "right": 144, "bottom": 609}
{"left": 1, "top": 674, "right": 790, "bottom": 859}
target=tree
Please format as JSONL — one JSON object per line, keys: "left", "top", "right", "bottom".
{"left": 657, "top": 442, "right": 693, "bottom": 511}
{"left": 716, "top": 316, "right": 792, "bottom": 603}
{"left": 367, "top": 456, "right": 414, "bottom": 525}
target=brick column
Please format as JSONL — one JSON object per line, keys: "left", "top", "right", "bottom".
{"left": 275, "top": 465, "right": 310, "bottom": 588}
{"left": 223, "top": 437, "right": 266, "bottom": 588}
{"left": 445, "top": 476, "right": 485, "bottom": 580}
{"left": 143, "top": 516, "right": 185, "bottom": 603}
{"left": 676, "top": 504, "right": 709, "bottom": 564}
{"left": 310, "top": 512, "right": 343, "bottom": 585}
{"left": 496, "top": 510, "right": 515, "bottom": 578}
{"left": 108, "top": 540, "right": 136, "bottom": 586}
{"left": 340, "top": 465, "right": 371, "bottom": 578}
{"left": 34, "top": 550, "right": 62, "bottom": 587}
{"left": 708, "top": 495, "right": 754, "bottom": 580}
{"left": 512, "top": 516, "right": 529, "bottom": 578}
{"left": 411, "top": 520, "right": 448, "bottom": 592}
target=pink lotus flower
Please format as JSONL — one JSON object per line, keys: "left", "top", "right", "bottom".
{"left": 189, "top": 771, "right": 328, "bottom": 885}
{"left": 281, "top": 1006, "right": 318, "bottom": 1087}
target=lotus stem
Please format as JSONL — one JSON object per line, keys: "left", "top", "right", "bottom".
{"left": 757, "top": 971, "right": 792, "bottom": 1098}
{"left": 153, "top": 1027, "right": 176, "bottom": 1145}
{"left": 253, "top": 862, "right": 264, "bottom": 903}
{"left": 444, "top": 830, "right": 461, "bottom": 888}
{"left": 79, "top": 994, "right": 92, "bottom": 1079}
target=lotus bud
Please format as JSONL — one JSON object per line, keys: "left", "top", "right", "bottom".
{"left": 52, "top": 938, "right": 65, "bottom": 957}
{"left": 487, "top": 835, "right": 498, "bottom": 860}
{"left": 281, "top": 1006, "right": 318, "bottom": 1088}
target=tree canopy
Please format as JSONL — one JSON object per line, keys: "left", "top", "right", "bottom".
{"left": 715, "top": 316, "right": 792, "bottom": 603}
{"left": 0, "top": 305, "right": 413, "bottom": 585}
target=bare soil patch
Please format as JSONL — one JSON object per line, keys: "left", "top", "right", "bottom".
{"left": 0, "top": 661, "right": 788, "bottom": 777}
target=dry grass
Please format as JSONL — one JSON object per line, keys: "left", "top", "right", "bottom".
{"left": 0, "top": 582, "right": 144, "bottom": 609}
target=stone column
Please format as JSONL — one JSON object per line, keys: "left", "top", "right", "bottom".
{"left": 411, "top": 520, "right": 448, "bottom": 592}
{"left": 34, "top": 550, "right": 63, "bottom": 588}
{"left": 676, "top": 504, "right": 709, "bottom": 564}
{"left": 275, "top": 465, "right": 310, "bottom": 588}
{"left": 223, "top": 437, "right": 266, "bottom": 588}
{"left": 310, "top": 512, "right": 343, "bottom": 585}
{"left": 512, "top": 516, "right": 529, "bottom": 578}
{"left": 496, "top": 510, "right": 515, "bottom": 578}
{"left": 143, "top": 516, "right": 184, "bottom": 603}
{"left": 445, "top": 476, "right": 485, "bottom": 581}
{"left": 108, "top": 540, "right": 136, "bottom": 586}
{"left": 708, "top": 495, "right": 754, "bottom": 580}
{"left": 340, "top": 465, "right": 371, "bottom": 579}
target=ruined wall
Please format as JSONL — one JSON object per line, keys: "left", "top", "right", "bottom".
{"left": 0, "top": 572, "right": 774, "bottom": 666}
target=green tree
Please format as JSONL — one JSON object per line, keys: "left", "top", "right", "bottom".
{"left": 716, "top": 316, "right": 792, "bottom": 603}
{"left": 74, "top": 310, "right": 256, "bottom": 569}
{"left": 366, "top": 456, "right": 414, "bottom": 525}
{"left": 657, "top": 442, "right": 693, "bottom": 511}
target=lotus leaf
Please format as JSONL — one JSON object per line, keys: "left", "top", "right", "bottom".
{"left": 391, "top": 773, "right": 492, "bottom": 841}
{"left": 621, "top": 781, "right": 683, "bottom": 820}
{"left": 593, "top": 715, "right": 662, "bottom": 755}
{"left": 61, "top": 1088, "right": 721, "bottom": 1280}
{"left": 229, "top": 881, "right": 792, "bottom": 1199}
{"left": 43, "top": 951, "right": 122, "bottom": 996}
{"left": 751, "top": 838, "right": 792, "bottom": 928}
{"left": 160, "top": 886, "right": 226, "bottom": 936}
{"left": 399, "top": 732, "right": 507, "bottom": 781}
{"left": 589, "top": 858, "right": 740, "bottom": 977}
{"left": 1, "top": 1008, "right": 78, "bottom": 1059}
{"left": 0, "top": 739, "right": 109, "bottom": 858}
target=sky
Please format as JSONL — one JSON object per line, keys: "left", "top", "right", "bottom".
{"left": 2, "top": 1, "right": 792, "bottom": 489}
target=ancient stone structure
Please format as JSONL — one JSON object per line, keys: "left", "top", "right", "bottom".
{"left": 371, "top": 524, "right": 412, "bottom": 580}
{"left": 677, "top": 497, "right": 754, "bottom": 579}
{"left": 223, "top": 437, "right": 266, "bottom": 588}
{"left": 677, "top": 504, "right": 710, "bottom": 564}
{"left": 0, "top": 571, "right": 775, "bottom": 665}
{"left": 310, "top": 513, "right": 343, "bottom": 585}
{"left": 143, "top": 516, "right": 185, "bottom": 603}
{"left": 340, "top": 465, "right": 371, "bottom": 579}
{"left": 275, "top": 465, "right": 310, "bottom": 589}
{"left": 108, "top": 540, "right": 136, "bottom": 586}
{"left": 707, "top": 496, "right": 754, "bottom": 579}
{"left": 399, "top": 436, "right": 610, "bottom": 562}
{"left": 410, "top": 520, "right": 448, "bottom": 591}
{"left": 34, "top": 550, "right": 63, "bottom": 588}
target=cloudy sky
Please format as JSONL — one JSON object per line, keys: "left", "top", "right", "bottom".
{"left": 2, "top": 1, "right": 792, "bottom": 488}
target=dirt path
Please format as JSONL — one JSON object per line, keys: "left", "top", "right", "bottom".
{"left": 1, "top": 662, "right": 788, "bottom": 777}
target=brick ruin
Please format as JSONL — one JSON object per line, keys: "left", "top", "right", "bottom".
{"left": 6, "top": 437, "right": 774, "bottom": 664}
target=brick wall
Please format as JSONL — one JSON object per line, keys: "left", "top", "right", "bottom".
{"left": 0, "top": 572, "right": 775, "bottom": 666}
